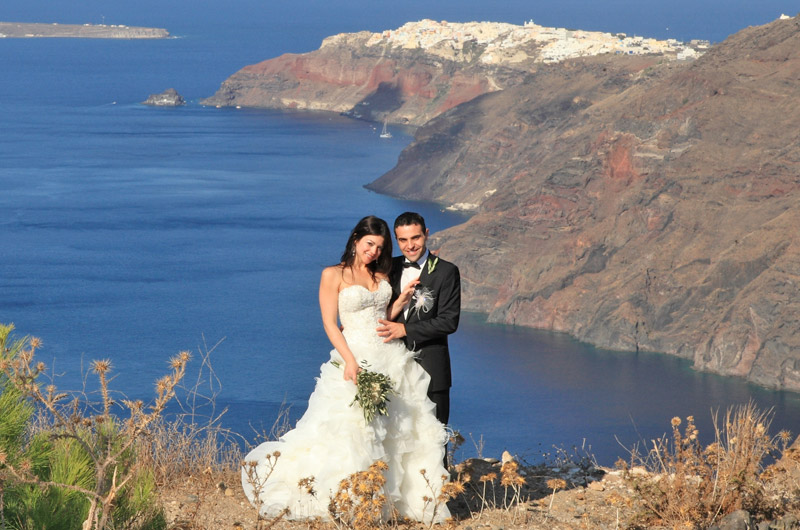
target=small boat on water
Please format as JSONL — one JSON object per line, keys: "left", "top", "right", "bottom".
{"left": 379, "top": 119, "right": 392, "bottom": 139}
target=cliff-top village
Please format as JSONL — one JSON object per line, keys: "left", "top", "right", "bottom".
{"left": 323, "top": 19, "right": 711, "bottom": 64}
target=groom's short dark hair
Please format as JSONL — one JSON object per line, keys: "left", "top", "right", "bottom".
{"left": 394, "top": 212, "right": 427, "bottom": 232}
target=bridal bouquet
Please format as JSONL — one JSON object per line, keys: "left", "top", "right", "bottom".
{"left": 332, "top": 360, "right": 395, "bottom": 423}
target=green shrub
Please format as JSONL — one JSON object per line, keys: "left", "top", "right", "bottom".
{"left": 0, "top": 323, "right": 181, "bottom": 530}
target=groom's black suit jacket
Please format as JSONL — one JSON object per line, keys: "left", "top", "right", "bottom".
{"left": 389, "top": 254, "right": 461, "bottom": 393}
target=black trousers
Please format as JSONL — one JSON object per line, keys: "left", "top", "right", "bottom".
{"left": 428, "top": 389, "right": 450, "bottom": 426}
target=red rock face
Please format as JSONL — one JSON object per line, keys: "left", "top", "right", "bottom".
{"left": 601, "top": 134, "right": 641, "bottom": 184}
{"left": 370, "top": 18, "right": 800, "bottom": 391}
{"left": 202, "top": 39, "right": 522, "bottom": 125}
{"left": 435, "top": 75, "right": 489, "bottom": 114}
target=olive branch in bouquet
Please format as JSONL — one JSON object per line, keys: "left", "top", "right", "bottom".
{"left": 331, "top": 360, "right": 395, "bottom": 424}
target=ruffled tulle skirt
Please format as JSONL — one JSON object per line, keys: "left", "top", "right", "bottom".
{"left": 242, "top": 339, "right": 450, "bottom": 523}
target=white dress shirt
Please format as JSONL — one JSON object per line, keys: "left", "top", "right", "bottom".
{"left": 400, "top": 252, "right": 427, "bottom": 318}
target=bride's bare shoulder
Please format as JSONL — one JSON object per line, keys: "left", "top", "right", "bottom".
{"left": 322, "top": 263, "right": 343, "bottom": 275}
{"left": 321, "top": 264, "right": 348, "bottom": 288}
{"left": 322, "top": 264, "right": 344, "bottom": 274}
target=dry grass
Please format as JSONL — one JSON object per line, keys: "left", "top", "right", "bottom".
{"left": 9, "top": 325, "right": 800, "bottom": 530}
{"left": 159, "top": 403, "right": 800, "bottom": 530}
{"left": 618, "top": 402, "right": 793, "bottom": 529}
{"left": 138, "top": 338, "right": 248, "bottom": 489}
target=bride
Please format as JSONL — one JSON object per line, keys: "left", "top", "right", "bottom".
{"left": 242, "top": 215, "right": 450, "bottom": 522}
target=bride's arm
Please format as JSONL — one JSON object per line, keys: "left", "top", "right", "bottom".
{"left": 319, "top": 266, "right": 359, "bottom": 383}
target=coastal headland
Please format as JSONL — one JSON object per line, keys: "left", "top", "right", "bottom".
{"left": 202, "top": 16, "right": 800, "bottom": 393}
{"left": 201, "top": 19, "right": 706, "bottom": 126}
{"left": 0, "top": 21, "right": 169, "bottom": 39}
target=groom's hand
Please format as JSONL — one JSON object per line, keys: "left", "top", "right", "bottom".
{"left": 377, "top": 319, "right": 406, "bottom": 342}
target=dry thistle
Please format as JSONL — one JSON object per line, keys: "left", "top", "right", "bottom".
{"left": 546, "top": 478, "right": 567, "bottom": 513}
{"left": 329, "top": 460, "right": 388, "bottom": 529}
{"left": 447, "top": 430, "right": 465, "bottom": 468}
{"left": 155, "top": 375, "right": 171, "bottom": 395}
{"left": 437, "top": 478, "right": 465, "bottom": 503}
{"left": 500, "top": 460, "right": 520, "bottom": 486}
{"left": 499, "top": 459, "right": 527, "bottom": 514}
{"left": 298, "top": 476, "right": 316, "bottom": 496}
{"left": 418, "top": 468, "right": 454, "bottom": 526}
{"left": 170, "top": 350, "right": 191, "bottom": 369}
{"left": 91, "top": 359, "right": 112, "bottom": 374}
{"left": 474, "top": 471, "right": 498, "bottom": 518}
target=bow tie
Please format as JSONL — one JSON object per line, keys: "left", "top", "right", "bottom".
{"left": 403, "top": 260, "right": 421, "bottom": 269}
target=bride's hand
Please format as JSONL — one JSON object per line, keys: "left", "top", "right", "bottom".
{"left": 396, "top": 279, "right": 420, "bottom": 307}
{"left": 343, "top": 361, "right": 360, "bottom": 383}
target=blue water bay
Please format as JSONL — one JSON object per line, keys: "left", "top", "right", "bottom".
{"left": 3, "top": 0, "right": 800, "bottom": 466}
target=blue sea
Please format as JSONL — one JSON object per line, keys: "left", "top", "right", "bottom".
{"left": 3, "top": 0, "right": 800, "bottom": 466}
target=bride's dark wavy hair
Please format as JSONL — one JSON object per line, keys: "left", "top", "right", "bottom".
{"left": 340, "top": 215, "right": 393, "bottom": 277}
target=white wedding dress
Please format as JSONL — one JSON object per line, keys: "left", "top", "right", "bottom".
{"left": 242, "top": 280, "right": 450, "bottom": 522}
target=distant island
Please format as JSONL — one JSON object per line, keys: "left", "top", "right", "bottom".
{"left": 0, "top": 22, "right": 169, "bottom": 39}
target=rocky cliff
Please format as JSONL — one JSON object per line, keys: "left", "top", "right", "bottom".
{"left": 142, "top": 88, "right": 185, "bottom": 107}
{"left": 369, "top": 15, "right": 800, "bottom": 391}
{"left": 201, "top": 20, "right": 700, "bottom": 126}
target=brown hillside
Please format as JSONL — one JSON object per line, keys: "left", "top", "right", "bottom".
{"left": 369, "top": 16, "right": 800, "bottom": 390}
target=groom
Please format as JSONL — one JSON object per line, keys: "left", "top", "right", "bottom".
{"left": 377, "top": 212, "right": 461, "bottom": 426}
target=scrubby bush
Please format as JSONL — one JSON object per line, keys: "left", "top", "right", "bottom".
{"left": 0, "top": 323, "right": 180, "bottom": 530}
{"left": 618, "top": 402, "right": 792, "bottom": 528}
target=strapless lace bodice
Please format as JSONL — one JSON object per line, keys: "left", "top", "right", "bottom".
{"left": 337, "top": 281, "right": 392, "bottom": 351}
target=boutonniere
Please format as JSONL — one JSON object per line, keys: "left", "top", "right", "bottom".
{"left": 426, "top": 256, "right": 439, "bottom": 275}
{"left": 411, "top": 286, "right": 435, "bottom": 318}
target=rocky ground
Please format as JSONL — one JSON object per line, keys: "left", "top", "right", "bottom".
{"left": 160, "top": 435, "right": 800, "bottom": 530}
{"left": 161, "top": 456, "right": 636, "bottom": 530}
